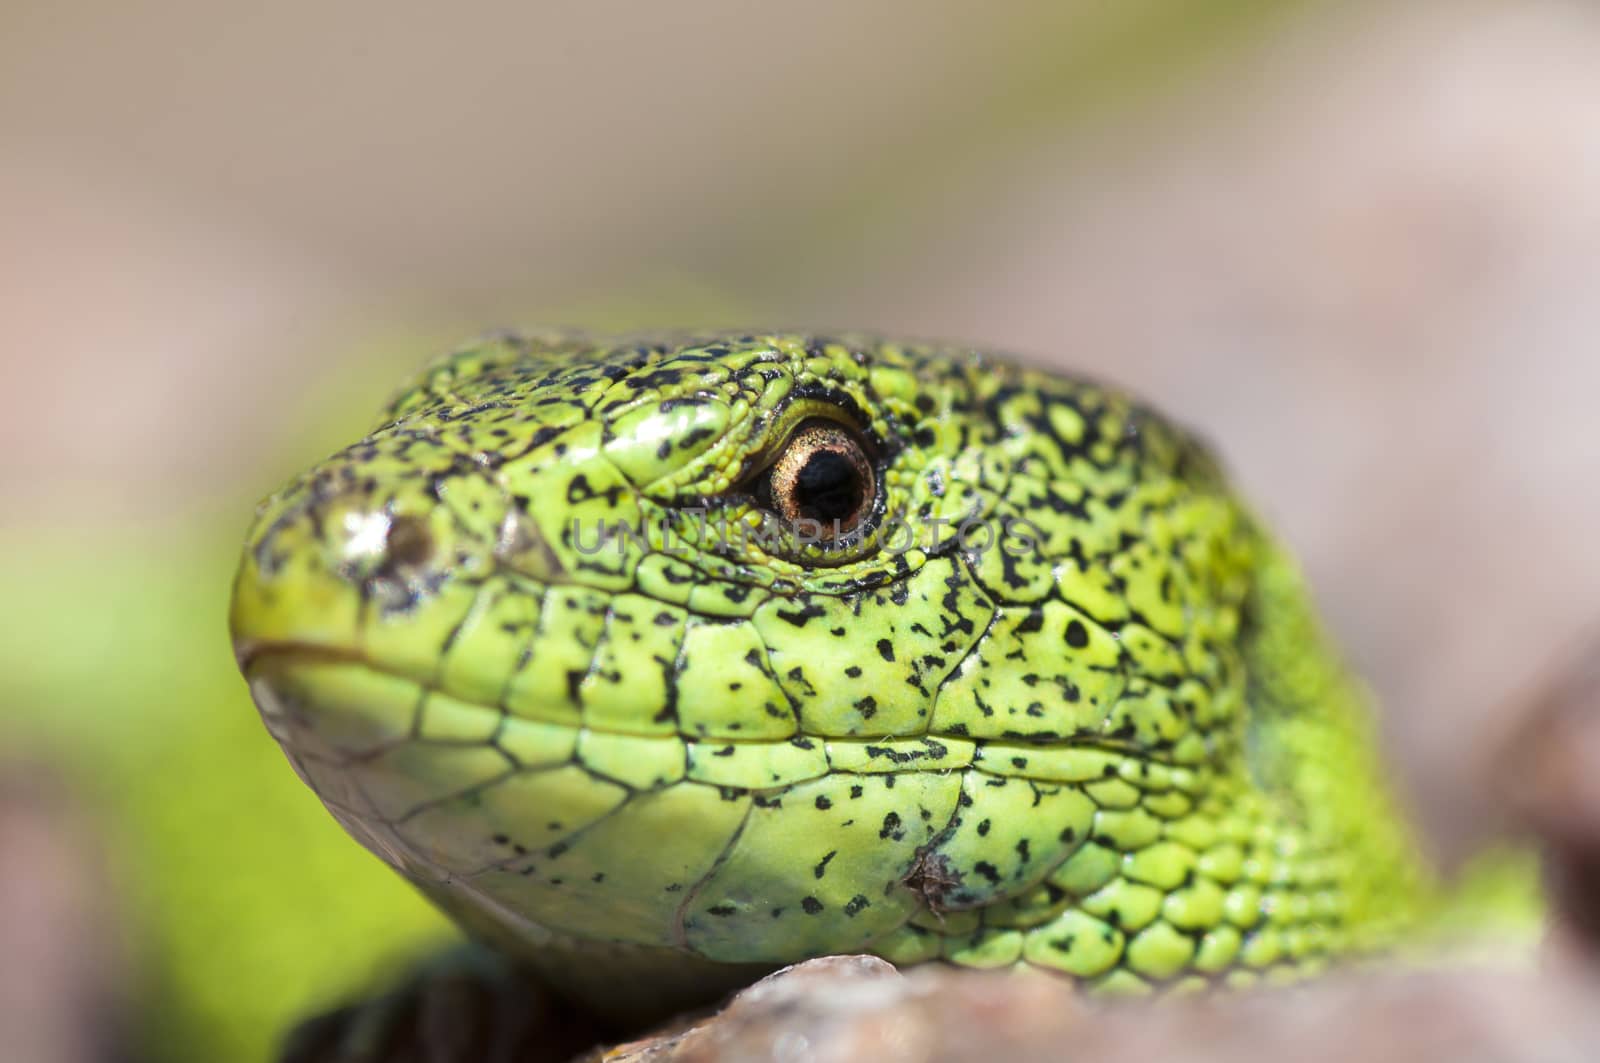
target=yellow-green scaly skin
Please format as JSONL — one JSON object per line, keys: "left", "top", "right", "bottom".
{"left": 230, "top": 332, "right": 1430, "bottom": 1019}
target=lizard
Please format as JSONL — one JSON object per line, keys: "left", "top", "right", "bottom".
{"left": 230, "top": 331, "right": 1446, "bottom": 1057}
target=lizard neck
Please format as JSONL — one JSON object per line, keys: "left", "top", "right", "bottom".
{"left": 1240, "top": 538, "right": 1435, "bottom": 946}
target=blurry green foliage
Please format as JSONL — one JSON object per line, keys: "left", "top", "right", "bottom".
{"left": 0, "top": 521, "right": 452, "bottom": 1062}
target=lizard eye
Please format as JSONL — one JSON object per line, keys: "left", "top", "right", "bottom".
{"left": 759, "top": 420, "right": 877, "bottom": 539}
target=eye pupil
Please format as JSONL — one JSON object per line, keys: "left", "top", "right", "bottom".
{"left": 794, "top": 449, "right": 863, "bottom": 522}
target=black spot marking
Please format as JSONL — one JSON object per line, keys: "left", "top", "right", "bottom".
{"left": 1065, "top": 619, "right": 1090, "bottom": 649}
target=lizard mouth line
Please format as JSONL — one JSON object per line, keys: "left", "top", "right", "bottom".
{"left": 235, "top": 637, "right": 364, "bottom": 673}
{"left": 241, "top": 640, "right": 1196, "bottom": 795}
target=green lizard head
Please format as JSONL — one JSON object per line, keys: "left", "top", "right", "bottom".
{"left": 231, "top": 332, "right": 1426, "bottom": 1011}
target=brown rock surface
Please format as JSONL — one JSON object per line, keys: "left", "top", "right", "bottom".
{"left": 599, "top": 960, "right": 1600, "bottom": 1063}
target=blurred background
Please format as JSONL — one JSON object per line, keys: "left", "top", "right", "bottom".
{"left": 4, "top": 1, "right": 1600, "bottom": 1059}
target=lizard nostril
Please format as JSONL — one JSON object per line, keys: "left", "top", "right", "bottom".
{"left": 384, "top": 515, "right": 434, "bottom": 569}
